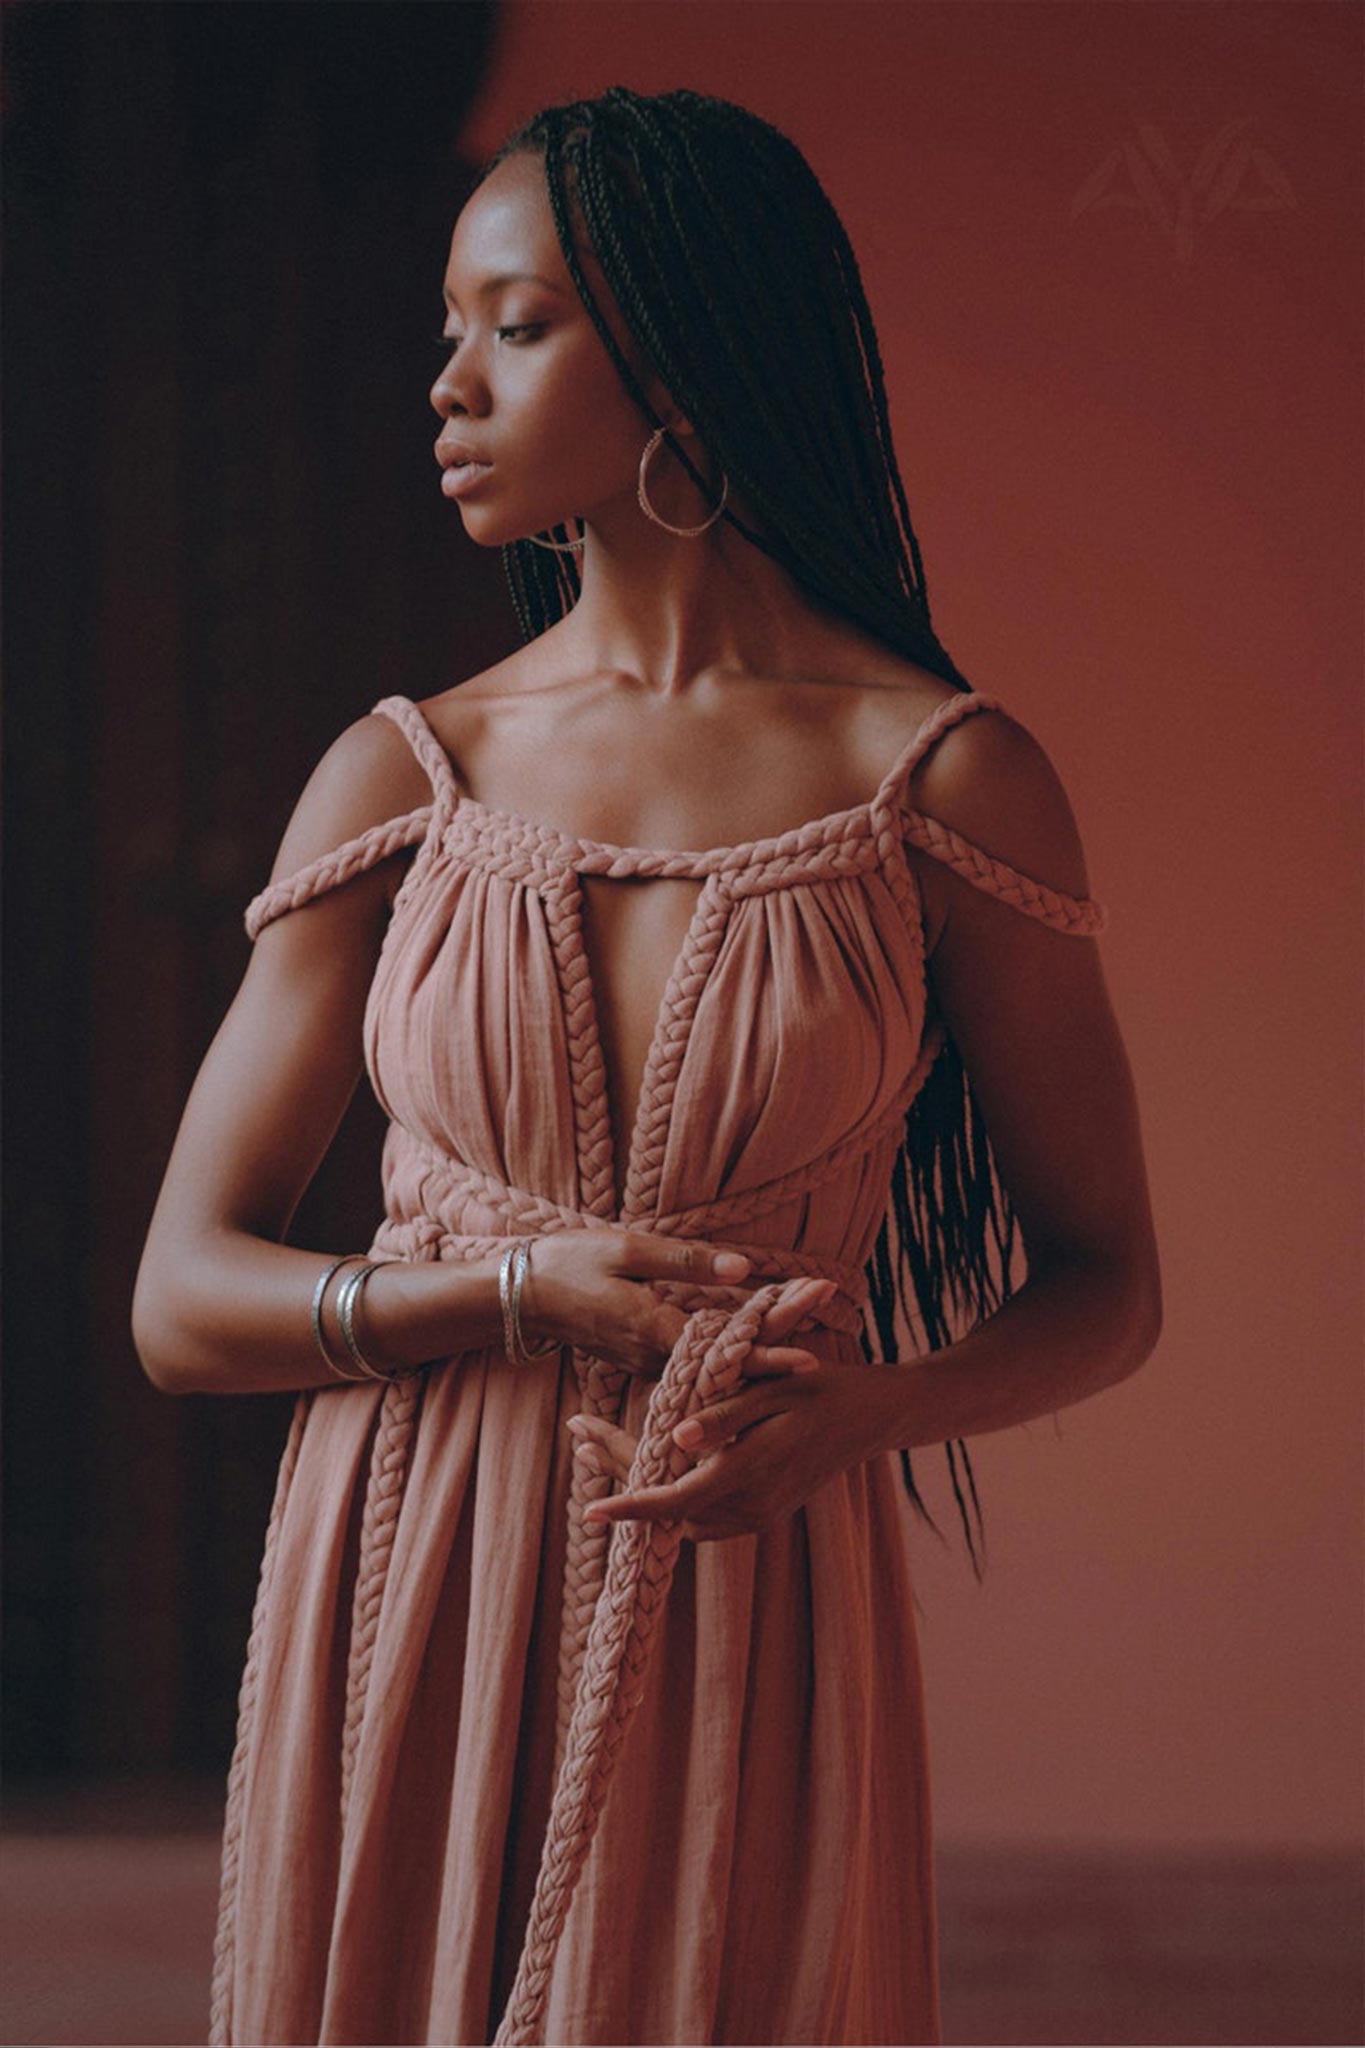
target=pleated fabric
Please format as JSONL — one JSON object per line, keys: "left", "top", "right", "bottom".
{"left": 208, "top": 688, "right": 1107, "bottom": 2047}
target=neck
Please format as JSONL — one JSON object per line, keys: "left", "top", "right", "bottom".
{"left": 557, "top": 477, "right": 847, "bottom": 700}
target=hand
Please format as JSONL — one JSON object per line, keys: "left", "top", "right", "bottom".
{"left": 570, "top": 1353, "right": 907, "bottom": 1544}
{"left": 518, "top": 1228, "right": 836, "bottom": 1383}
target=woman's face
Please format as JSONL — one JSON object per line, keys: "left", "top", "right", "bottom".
{"left": 430, "top": 150, "right": 685, "bottom": 546}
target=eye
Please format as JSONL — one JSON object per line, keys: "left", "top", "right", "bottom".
{"left": 432, "top": 325, "right": 543, "bottom": 351}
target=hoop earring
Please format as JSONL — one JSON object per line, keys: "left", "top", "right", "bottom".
{"left": 637, "top": 425, "right": 729, "bottom": 536}
{"left": 524, "top": 521, "right": 585, "bottom": 553}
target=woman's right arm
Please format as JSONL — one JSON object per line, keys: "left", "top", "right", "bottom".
{"left": 130, "top": 711, "right": 509, "bottom": 1397}
{"left": 131, "top": 709, "right": 831, "bottom": 1398}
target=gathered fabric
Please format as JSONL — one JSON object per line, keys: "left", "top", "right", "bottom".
{"left": 209, "top": 688, "right": 1106, "bottom": 2047}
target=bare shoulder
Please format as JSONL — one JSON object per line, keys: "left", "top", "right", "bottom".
{"left": 852, "top": 667, "right": 1095, "bottom": 950}
{"left": 906, "top": 700, "right": 1092, "bottom": 896}
{"left": 266, "top": 706, "right": 434, "bottom": 914}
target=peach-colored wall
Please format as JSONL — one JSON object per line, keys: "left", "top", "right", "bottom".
{"left": 456, "top": 3, "right": 1362, "bottom": 1850}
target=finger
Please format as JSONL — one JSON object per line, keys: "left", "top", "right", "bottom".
{"left": 756, "top": 1278, "right": 838, "bottom": 1342}
{"left": 583, "top": 1458, "right": 721, "bottom": 1525}
{"left": 672, "top": 1390, "right": 792, "bottom": 1456}
{"left": 566, "top": 1414, "right": 637, "bottom": 1459}
{"left": 573, "top": 1438, "right": 631, "bottom": 1485}
{"left": 566, "top": 1415, "right": 637, "bottom": 1483}
{"left": 741, "top": 1343, "right": 822, "bottom": 1379}
{"left": 611, "top": 1231, "right": 757, "bottom": 1290}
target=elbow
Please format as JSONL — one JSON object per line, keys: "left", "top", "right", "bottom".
{"left": 1033, "top": 1239, "right": 1163, "bottom": 1387}
{"left": 130, "top": 1268, "right": 187, "bottom": 1396}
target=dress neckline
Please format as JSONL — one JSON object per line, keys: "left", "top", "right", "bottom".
{"left": 382, "top": 687, "right": 1001, "bottom": 872}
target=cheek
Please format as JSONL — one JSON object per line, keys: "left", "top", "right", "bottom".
{"left": 527, "top": 334, "right": 646, "bottom": 467}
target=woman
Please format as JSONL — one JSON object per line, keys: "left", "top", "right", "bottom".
{"left": 133, "top": 87, "right": 1162, "bottom": 2048}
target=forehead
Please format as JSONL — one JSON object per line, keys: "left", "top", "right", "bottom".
{"left": 443, "top": 158, "right": 567, "bottom": 301}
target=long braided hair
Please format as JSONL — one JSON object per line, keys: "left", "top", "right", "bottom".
{"left": 474, "top": 87, "right": 1016, "bottom": 1579}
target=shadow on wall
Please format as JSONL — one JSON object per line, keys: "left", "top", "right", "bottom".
{"left": 2, "top": 0, "right": 513, "bottom": 1789}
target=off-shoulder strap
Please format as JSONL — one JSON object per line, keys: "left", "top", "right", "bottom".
{"left": 242, "top": 696, "right": 458, "bottom": 941}
{"left": 901, "top": 806, "right": 1109, "bottom": 933}
{"left": 243, "top": 809, "right": 433, "bottom": 940}
{"left": 878, "top": 691, "right": 1109, "bottom": 937}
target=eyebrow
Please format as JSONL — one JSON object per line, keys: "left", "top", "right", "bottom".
{"left": 441, "top": 272, "right": 564, "bottom": 306}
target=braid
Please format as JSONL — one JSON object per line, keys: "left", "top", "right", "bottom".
{"left": 477, "top": 88, "right": 1012, "bottom": 1580}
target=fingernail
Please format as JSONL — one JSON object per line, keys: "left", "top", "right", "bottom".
{"left": 674, "top": 1419, "right": 703, "bottom": 1446}
{"left": 794, "top": 1354, "right": 821, "bottom": 1372}
{"left": 713, "top": 1252, "right": 750, "bottom": 1278}
{"left": 566, "top": 1416, "right": 588, "bottom": 1434}
{"left": 574, "top": 1441, "right": 600, "bottom": 1467}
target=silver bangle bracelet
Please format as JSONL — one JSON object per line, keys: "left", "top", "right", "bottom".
{"left": 311, "top": 1255, "right": 372, "bottom": 1381}
{"left": 335, "top": 1260, "right": 424, "bottom": 1383}
{"left": 498, "top": 1244, "right": 521, "bottom": 1362}
{"left": 515, "top": 1239, "right": 560, "bottom": 1360}
{"left": 499, "top": 1239, "right": 560, "bottom": 1366}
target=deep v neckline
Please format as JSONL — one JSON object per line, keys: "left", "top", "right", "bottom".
{"left": 379, "top": 687, "right": 998, "bottom": 1221}
{"left": 573, "top": 868, "right": 720, "bottom": 1222}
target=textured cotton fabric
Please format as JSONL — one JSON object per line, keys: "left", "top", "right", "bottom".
{"left": 208, "top": 689, "right": 1107, "bottom": 2047}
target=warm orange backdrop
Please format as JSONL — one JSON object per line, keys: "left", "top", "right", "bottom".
{"left": 458, "top": 2, "right": 1363, "bottom": 1851}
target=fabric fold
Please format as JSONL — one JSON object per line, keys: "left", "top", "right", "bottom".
{"left": 493, "top": 1285, "right": 787, "bottom": 2045}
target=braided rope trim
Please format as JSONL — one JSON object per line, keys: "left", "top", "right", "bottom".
{"left": 367, "top": 1013, "right": 942, "bottom": 1261}
{"left": 377, "top": 688, "right": 1014, "bottom": 889}
{"left": 493, "top": 1284, "right": 787, "bottom": 2046}
{"left": 553, "top": 1344, "right": 625, "bottom": 1781}
{"left": 541, "top": 865, "right": 633, "bottom": 1774}
{"left": 366, "top": 1214, "right": 869, "bottom": 1328}
{"left": 207, "top": 1389, "right": 313, "bottom": 2045}
{"left": 368, "top": 694, "right": 463, "bottom": 811}
{"left": 338, "top": 1371, "right": 425, "bottom": 1834}
{"left": 619, "top": 875, "right": 731, "bottom": 1223}
{"left": 243, "top": 807, "right": 434, "bottom": 940}
{"left": 246, "top": 685, "right": 1103, "bottom": 937}
{"left": 542, "top": 872, "right": 617, "bottom": 1223}
{"left": 656, "top": 1043, "right": 939, "bottom": 1241}
{"left": 900, "top": 810, "right": 1109, "bottom": 933}
{"left": 363, "top": 1129, "right": 883, "bottom": 1311}
{"left": 446, "top": 805, "right": 890, "bottom": 886}
{"left": 242, "top": 692, "right": 465, "bottom": 942}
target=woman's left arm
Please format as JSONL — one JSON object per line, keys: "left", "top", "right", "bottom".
{"left": 871, "top": 702, "right": 1164, "bottom": 1454}
{"left": 581, "top": 708, "right": 1164, "bottom": 1535}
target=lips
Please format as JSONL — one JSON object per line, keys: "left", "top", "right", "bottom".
{"left": 435, "top": 442, "right": 492, "bottom": 470}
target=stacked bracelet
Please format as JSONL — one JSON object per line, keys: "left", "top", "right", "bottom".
{"left": 311, "top": 1255, "right": 371, "bottom": 1381}
{"left": 499, "top": 1239, "right": 560, "bottom": 1366}
{"left": 310, "top": 1254, "right": 426, "bottom": 1384}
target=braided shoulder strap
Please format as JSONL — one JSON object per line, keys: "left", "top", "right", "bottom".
{"left": 242, "top": 696, "right": 460, "bottom": 940}
{"left": 887, "top": 693, "right": 1109, "bottom": 936}
{"left": 901, "top": 808, "right": 1109, "bottom": 933}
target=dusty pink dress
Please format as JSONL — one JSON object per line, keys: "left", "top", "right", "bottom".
{"left": 207, "top": 689, "right": 1107, "bottom": 2047}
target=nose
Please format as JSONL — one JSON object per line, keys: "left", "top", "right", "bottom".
{"left": 430, "top": 366, "right": 485, "bottom": 425}
{"left": 429, "top": 345, "right": 467, "bottom": 415}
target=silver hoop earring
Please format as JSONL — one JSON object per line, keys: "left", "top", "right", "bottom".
{"left": 637, "top": 426, "right": 729, "bottom": 536}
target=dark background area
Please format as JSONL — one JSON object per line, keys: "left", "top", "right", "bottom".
{"left": 3, "top": 0, "right": 515, "bottom": 1787}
